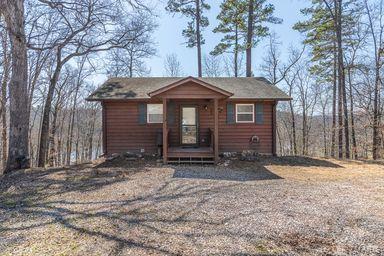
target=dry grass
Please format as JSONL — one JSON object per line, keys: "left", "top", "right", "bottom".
{"left": 0, "top": 156, "right": 383, "bottom": 255}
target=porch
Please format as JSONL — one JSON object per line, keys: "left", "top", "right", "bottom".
{"left": 148, "top": 77, "right": 233, "bottom": 164}
{"left": 160, "top": 100, "right": 219, "bottom": 164}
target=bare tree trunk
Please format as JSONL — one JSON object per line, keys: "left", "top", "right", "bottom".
{"left": 246, "top": 0, "right": 254, "bottom": 77}
{"left": 66, "top": 110, "right": 74, "bottom": 165}
{"left": 333, "top": 0, "right": 344, "bottom": 159}
{"left": 302, "top": 103, "right": 307, "bottom": 155}
{"left": 331, "top": 42, "right": 337, "bottom": 158}
{"left": 48, "top": 102, "right": 60, "bottom": 167}
{"left": 195, "top": 0, "right": 202, "bottom": 77}
{"left": 336, "top": 0, "right": 350, "bottom": 159}
{"left": 129, "top": 51, "right": 133, "bottom": 78}
{"left": 276, "top": 124, "right": 283, "bottom": 156}
{"left": 372, "top": 64, "right": 382, "bottom": 159}
{"left": 66, "top": 57, "right": 85, "bottom": 165}
{"left": 289, "top": 102, "right": 297, "bottom": 155}
{"left": 27, "top": 51, "right": 48, "bottom": 119}
{"left": 1, "top": 0, "right": 30, "bottom": 172}
{"left": 95, "top": 131, "right": 101, "bottom": 158}
{"left": 87, "top": 109, "right": 96, "bottom": 160}
{"left": 38, "top": 59, "right": 62, "bottom": 167}
{"left": 364, "top": 0, "right": 382, "bottom": 159}
{"left": 347, "top": 67, "right": 358, "bottom": 159}
{"left": 57, "top": 131, "right": 62, "bottom": 166}
{"left": 0, "top": 28, "right": 10, "bottom": 170}
{"left": 66, "top": 84, "right": 80, "bottom": 165}
{"left": 281, "top": 115, "right": 292, "bottom": 154}
{"left": 28, "top": 108, "right": 39, "bottom": 166}
{"left": 234, "top": 23, "right": 239, "bottom": 77}
{"left": 322, "top": 104, "right": 328, "bottom": 157}
{"left": 75, "top": 116, "right": 80, "bottom": 164}
{"left": 57, "top": 110, "right": 67, "bottom": 166}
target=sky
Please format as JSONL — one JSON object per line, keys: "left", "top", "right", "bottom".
{"left": 147, "top": 0, "right": 309, "bottom": 77}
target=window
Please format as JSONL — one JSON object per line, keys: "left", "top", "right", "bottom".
{"left": 147, "top": 104, "right": 163, "bottom": 123}
{"left": 236, "top": 104, "right": 254, "bottom": 123}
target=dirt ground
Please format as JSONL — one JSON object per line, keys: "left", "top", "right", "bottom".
{"left": 0, "top": 156, "right": 383, "bottom": 255}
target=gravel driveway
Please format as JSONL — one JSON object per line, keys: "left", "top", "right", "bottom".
{"left": 0, "top": 157, "right": 383, "bottom": 255}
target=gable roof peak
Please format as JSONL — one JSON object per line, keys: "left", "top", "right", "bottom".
{"left": 148, "top": 76, "right": 233, "bottom": 98}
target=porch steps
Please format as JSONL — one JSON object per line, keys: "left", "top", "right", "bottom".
{"left": 167, "top": 157, "right": 215, "bottom": 165}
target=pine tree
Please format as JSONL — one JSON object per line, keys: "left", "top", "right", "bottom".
{"left": 211, "top": 0, "right": 247, "bottom": 77}
{"left": 166, "top": 0, "right": 210, "bottom": 77}
{"left": 294, "top": 1, "right": 339, "bottom": 157}
{"left": 294, "top": 0, "right": 360, "bottom": 159}
{"left": 245, "top": 0, "right": 281, "bottom": 77}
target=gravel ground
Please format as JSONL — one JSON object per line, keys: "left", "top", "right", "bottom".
{"left": 0, "top": 156, "right": 383, "bottom": 255}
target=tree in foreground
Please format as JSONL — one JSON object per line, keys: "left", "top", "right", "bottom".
{"left": 26, "top": 0, "right": 154, "bottom": 167}
{"left": 0, "top": 0, "right": 30, "bottom": 172}
{"left": 166, "top": 0, "right": 210, "bottom": 77}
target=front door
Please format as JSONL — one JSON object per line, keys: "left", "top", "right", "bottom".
{"left": 181, "top": 106, "right": 198, "bottom": 145}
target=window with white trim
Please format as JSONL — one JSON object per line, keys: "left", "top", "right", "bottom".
{"left": 236, "top": 104, "right": 254, "bottom": 123}
{"left": 147, "top": 104, "right": 163, "bottom": 123}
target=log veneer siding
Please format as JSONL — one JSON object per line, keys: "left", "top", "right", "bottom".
{"left": 103, "top": 100, "right": 274, "bottom": 155}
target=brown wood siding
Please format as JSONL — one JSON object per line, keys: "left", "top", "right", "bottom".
{"left": 218, "top": 101, "right": 273, "bottom": 154}
{"left": 155, "top": 82, "right": 225, "bottom": 99}
{"left": 104, "top": 100, "right": 274, "bottom": 155}
{"left": 105, "top": 101, "right": 162, "bottom": 154}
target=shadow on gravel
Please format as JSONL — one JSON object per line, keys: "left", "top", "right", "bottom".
{"left": 0, "top": 164, "right": 245, "bottom": 255}
{"left": 258, "top": 156, "right": 343, "bottom": 168}
{"left": 172, "top": 166, "right": 282, "bottom": 181}
{"left": 0, "top": 156, "right": 377, "bottom": 255}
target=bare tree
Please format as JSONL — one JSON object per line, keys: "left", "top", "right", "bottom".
{"left": 27, "top": 0, "right": 152, "bottom": 167}
{"left": 66, "top": 56, "right": 90, "bottom": 165}
{"left": 319, "top": 86, "right": 332, "bottom": 157}
{"left": 261, "top": 33, "right": 304, "bottom": 85}
{"left": 364, "top": 0, "right": 383, "bottom": 159}
{"left": 296, "top": 68, "right": 319, "bottom": 155}
{"left": 224, "top": 53, "right": 245, "bottom": 77}
{"left": 203, "top": 54, "right": 223, "bottom": 77}
{"left": 106, "top": 13, "right": 157, "bottom": 78}
{"left": 164, "top": 53, "right": 183, "bottom": 77}
{"left": 283, "top": 70, "right": 299, "bottom": 155}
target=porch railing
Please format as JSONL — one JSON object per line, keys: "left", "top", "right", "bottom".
{"left": 158, "top": 128, "right": 214, "bottom": 150}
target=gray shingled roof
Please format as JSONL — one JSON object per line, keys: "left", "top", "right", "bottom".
{"left": 87, "top": 77, "right": 291, "bottom": 101}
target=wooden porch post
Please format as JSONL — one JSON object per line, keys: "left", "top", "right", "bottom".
{"left": 163, "top": 98, "right": 168, "bottom": 164}
{"left": 214, "top": 98, "right": 219, "bottom": 163}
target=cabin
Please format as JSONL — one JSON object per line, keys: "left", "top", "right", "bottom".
{"left": 87, "top": 76, "right": 291, "bottom": 164}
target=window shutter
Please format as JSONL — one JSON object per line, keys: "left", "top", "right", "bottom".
{"left": 255, "top": 103, "right": 264, "bottom": 124}
{"left": 167, "top": 101, "right": 175, "bottom": 125}
{"left": 138, "top": 103, "right": 147, "bottom": 124}
{"left": 227, "top": 103, "right": 235, "bottom": 124}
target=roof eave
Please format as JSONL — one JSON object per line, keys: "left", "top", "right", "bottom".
{"left": 86, "top": 97, "right": 291, "bottom": 101}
